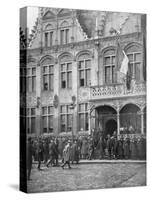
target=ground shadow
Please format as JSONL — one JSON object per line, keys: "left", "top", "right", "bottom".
{"left": 9, "top": 184, "right": 19, "bottom": 191}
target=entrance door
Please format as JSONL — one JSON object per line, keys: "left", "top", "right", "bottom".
{"left": 105, "top": 119, "right": 117, "bottom": 136}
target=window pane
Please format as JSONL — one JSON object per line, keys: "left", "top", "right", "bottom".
{"left": 85, "top": 69, "right": 90, "bottom": 86}
{"left": 31, "top": 117, "right": 36, "bottom": 133}
{"left": 128, "top": 63, "right": 134, "bottom": 78}
{"left": 43, "top": 75, "right": 48, "bottom": 90}
{"left": 67, "top": 63, "right": 72, "bottom": 71}
{"left": 48, "top": 116, "right": 53, "bottom": 132}
{"left": 79, "top": 70, "right": 84, "bottom": 86}
{"left": 42, "top": 116, "right": 47, "bottom": 133}
{"left": 135, "top": 53, "right": 141, "bottom": 62}
{"left": 104, "top": 57, "right": 110, "bottom": 65}
{"left": 48, "top": 106, "right": 54, "bottom": 114}
{"left": 50, "top": 32, "right": 53, "bottom": 46}
{"left": 79, "top": 104, "right": 84, "bottom": 112}
{"left": 43, "top": 66, "right": 48, "bottom": 74}
{"left": 67, "top": 72, "right": 72, "bottom": 88}
{"left": 32, "top": 76, "right": 36, "bottom": 92}
{"left": 42, "top": 107, "right": 47, "bottom": 115}
{"left": 49, "top": 65, "right": 54, "bottom": 73}
{"left": 49, "top": 74, "right": 53, "bottom": 90}
{"left": 67, "top": 114, "right": 72, "bottom": 131}
{"left": 60, "top": 30, "right": 64, "bottom": 45}
{"left": 65, "top": 29, "right": 69, "bottom": 44}
{"left": 61, "top": 64, "right": 66, "bottom": 72}
{"left": 112, "top": 56, "right": 116, "bottom": 65}
{"left": 112, "top": 66, "right": 115, "bottom": 83}
{"left": 27, "top": 117, "right": 30, "bottom": 133}
{"left": 61, "top": 72, "right": 66, "bottom": 88}
{"left": 31, "top": 108, "right": 35, "bottom": 116}
{"left": 45, "top": 32, "right": 48, "bottom": 47}
{"left": 85, "top": 113, "right": 89, "bottom": 131}
{"left": 85, "top": 60, "right": 91, "bottom": 68}
{"left": 85, "top": 103, "right": 88, "bottom": 111}
{"left": 135, "top": 63, "right": 141, "bottom": 81}
{"left": 78, "top": 61, "right": 84, "bottom": 69}
{"left": 79, "top": 114, "right": 84, "bottom": 131}
{"left": 32, "top": 68, "right": 36, "bottom": 75}
{"left": 61, "top": 115, "right": 65, "bottom": 132}
{"left": 105, "top": 66, "right": 111, "bottom": 83}
{"left": 61, "top": 106, "right": 66, "bottom": 113}
{"left": 128, "top": 54, "right": 133, "bottom": 62}
{"left": 28, "top": 77, "right": 32, "bottom": 92}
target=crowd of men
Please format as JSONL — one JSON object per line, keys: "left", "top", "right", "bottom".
{"left": 27, "top": 132, "right": 146, "bottom": 180}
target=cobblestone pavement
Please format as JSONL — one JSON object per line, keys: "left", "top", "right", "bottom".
{"left": 27, "top": 163, "right": 146, "bottom": 193}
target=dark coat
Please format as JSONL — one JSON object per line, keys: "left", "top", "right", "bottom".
{"left": 130, "top": 140, "right": 138, "bottom": 159}
{"left": 63, "top": 145, "right": 71, "bottom": 162}
{"left": 70, "top": 143, "right": 79, "bottom": 162}
{"left": 81, "top": 140, "right": 88, "bottom": 155}
{"left": 117, "top": 139, "right": 124, "bottom": 158}
{"left": 123, "top": 138, "right": 130, "bottom": 158}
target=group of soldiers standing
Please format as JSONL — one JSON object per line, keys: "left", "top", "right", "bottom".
{"left": 27, "top": 131, "right": 146, "bottom": 180}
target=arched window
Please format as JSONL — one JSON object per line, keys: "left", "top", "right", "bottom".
{"left": 59, "top": 54, "right": 72, "bottom": 89}
{"left": 78, "top": 53, "right": 91, "bottom": 87}
{"left": 44, "top": 24, "right": 54, "bottom": 47}
{"left": 126, "top": 44, "right": 142, "bottom": 81}
{"left": 103, "top": 49, "right": 116, "bottom": 84}
{"left": 60, "top": 21, "right": 69, "bottom": 45}
{"left": 41, "top": 57, "right": 54, "bottom": 91}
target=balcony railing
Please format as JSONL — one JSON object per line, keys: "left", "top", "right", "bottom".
{"left": 90, "top": 81, "right": 146, "bottom": 100}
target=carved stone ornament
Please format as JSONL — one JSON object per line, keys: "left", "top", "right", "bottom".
{"left": 53, "top": 94, "right": 59, "bottom": 108}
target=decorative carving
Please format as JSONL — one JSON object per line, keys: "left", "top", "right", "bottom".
{"left": 53, "top": 94, "right": 59, "bottom": 108}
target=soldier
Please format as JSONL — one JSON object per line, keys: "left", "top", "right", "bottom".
{"left": 106, "top": 134, "right": 112, "bottom": 159}
{"left": 130, "top": 135, "right": 138, "bottom": 159}
{"left": 123, "top": 136, "right": 130, "bottom": 159}
{"left": 61, "top": 142, "right": 72, "bottom": 169}
{"left": 117, "top": 135, "right": 124, "bottom": 159}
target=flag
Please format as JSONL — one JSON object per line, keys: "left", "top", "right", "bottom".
{"left": 120, "top": 50, "right": 129, "bottom": 75}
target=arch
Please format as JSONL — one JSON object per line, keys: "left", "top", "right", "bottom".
{"left": 45, "top": 23, "right": 53, "bottom": 30}
{"left": 60, "top": 20, "right": 69, "bottom": 28}
{"left": 100, "top": 46, "right": 116, "bottom": 56}
{"left": 119, "top": 102, "right": 141, "bottom": 112}
{"left": 58, "top": 52, "right": 74, "bottom": 63}
{"left": 40, "top": 55, "right": 55, "bottom": 65}
{"left": 120, "top": 103, "right": 140, "bottom": 113}
{"left": 76, "top": 50, "right": 93, "bottom": 61}
{"left": 124, "top": 42, "right": 142, "bottom": 53}
{"left": 95, "top": 104, "right": 117, "bottom": 112}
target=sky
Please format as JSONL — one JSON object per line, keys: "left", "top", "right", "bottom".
{"left": 27, "top": 6, "right": 38, "bottom": 34}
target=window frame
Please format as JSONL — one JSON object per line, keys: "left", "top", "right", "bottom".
{"left": 26, "top": 107, "right": 36, "bottom": 134}
{"left": 60, "top": 28, "right": 69, "bottom": 45}
{"left": 42, "top": 105, "right": 54, "bottom": 133}
{"left": 26, "top": 66, "right": 36, "bottom": 92}
{"left": 60, "top": 105, "right": 72, "bottom": 132}
{"left": 60, "top": 62, "right": 72, "bottom": 89}
{"left": 78, "top": 59, "right": 91, "bottom": 87}
{"left": 42, "top": 64, "right": 54, "bottom": 91}
{"left": 78, "top": 103, "right": 89, "bottom": 131}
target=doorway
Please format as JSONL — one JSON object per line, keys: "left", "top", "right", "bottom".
{"left": 105, "top": 119, "right": 117, "bottom": 136}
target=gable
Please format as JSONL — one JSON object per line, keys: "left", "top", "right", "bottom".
{"left": 57, "top": 9, "right": 72, "bottom": 17}
{"left": 42, "top": 10, "right": 55, "bottom": 20}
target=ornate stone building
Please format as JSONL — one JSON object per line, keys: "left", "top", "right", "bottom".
{"left": 20, "top": 7, "right": 146, "bottom": 138}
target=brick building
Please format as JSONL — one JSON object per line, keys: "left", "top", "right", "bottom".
{"left": 20, "top": 7, "right": 146, "bottom": 139}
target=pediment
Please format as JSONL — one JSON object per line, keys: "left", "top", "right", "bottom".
{"left": 57, "top": 9, "right": 72, "bottom": 17}
{"left": 42, "top": 10, "right": 55, "bottom": 20}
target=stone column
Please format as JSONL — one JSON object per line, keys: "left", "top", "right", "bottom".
{"left": 141, "top": 110, "right": 144, "bottom": 135}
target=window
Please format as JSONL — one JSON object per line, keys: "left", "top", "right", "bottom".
{"left": 127, "top": 49, "right": 142, "bottom": 81}
{"left": 44, "top": 31, "right": 53, "bottom": 47}
{"left": 104, "top": 50, "right": 116, "bottom": 84}
{"left": 26, "top": 66, "right": 36, "bottom": 92}
{"left": 78, "top": 59, "right": 91, "bottom": 87}
{"left": 60, "top": 63, "right": 72, "bottom": 88}
{"left": 42, "top": 65, "right": 54, "bottom": 91}
{"left": 27, "top": 108, "right": 36, "bottom": 134}
{"left": 60, "top": 105, "right": 72, "bottom": 132}
{"left": 78, "top": 103, "right": 88, "bottom": 131}
{"left": 60, "top": 29, "right": 69, "bottom": 45}
{"left": 42, "top": 106, "right": 54, "bottom": 133}
{"left": 20, "top": 66, "right": 26, "bottom": 93}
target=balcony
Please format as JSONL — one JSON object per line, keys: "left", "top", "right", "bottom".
{"left": 90, "top": 81, "right": 146, "bottom": 100}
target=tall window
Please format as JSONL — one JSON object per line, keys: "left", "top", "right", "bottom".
{"left": 44, "top": 31, "right": 53, "bottom": 47}
{"left": 27, "top": 108, "right": 36, "bottom": 134}
{"left": 61, "top": 62, "right": 72, "bottom": 88}
{"left": 26, "top": 67, "right": 36, "bottom": 92}
{"left": 126, "top": 45, "right": 142, "bottom": 81}
{"left": 104, "top": 49, "right": 116, "bottom": 84}
{"left": 42, "top": 106, "right": 54, "bottom": 133}
{"left": 60, "top": 29, "right": 69, "bottom": 45}
{"left": 78, "top": 59, "right": 91, "bottom": 87}
{"left": 20, "top": 66, "right": 26, "bottom": 93}
{"left": 60, "top": 105, "right": 72, "bottom": 132}
{"left": 78, "top": 103, "right": 88, "bottom": 131}
{"left": 42, "top": 65, "right": 54, "bottom": 91}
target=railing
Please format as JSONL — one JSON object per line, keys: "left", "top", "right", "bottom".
{"left": 90, "top": 81, "right": 146, "bottom": 100}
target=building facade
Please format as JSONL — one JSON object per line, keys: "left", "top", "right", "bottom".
{"left": 20, "top": 8, "right": 146, "bottom": 138}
